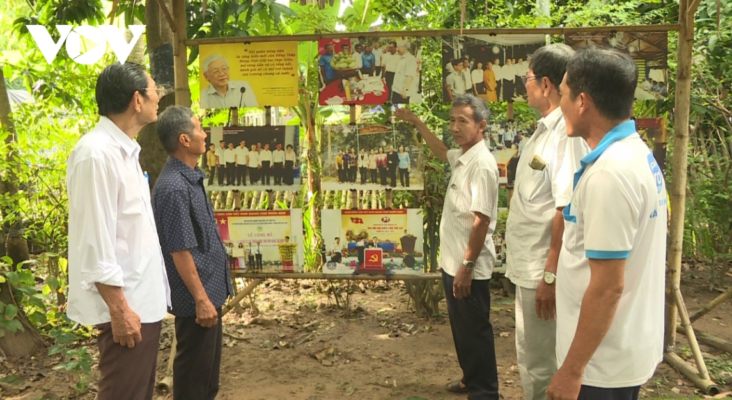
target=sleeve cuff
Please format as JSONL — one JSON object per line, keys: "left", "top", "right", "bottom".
{"left": 586, "top": 250, "right": 630, "bottom": 260}
{"left": 80, "top": 261, "right": 125, "bottom": 291}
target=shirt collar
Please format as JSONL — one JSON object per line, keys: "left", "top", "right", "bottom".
{"left": 98, "top": 116, "right": 140, "bottom": 158}
{"left": 457, "top": 140, "right": 487, "bottom": 166}
{"left": 166, "top": 156, "right": 206, "bottom": 184}
{"left": 538, "top": 107, "right": 563, "bottom": 134}
{"left": 207, "top": 82, "right": 236, "bottom": 97}
{"left": 572, "top": 120, "right": 637, "bottom": 189}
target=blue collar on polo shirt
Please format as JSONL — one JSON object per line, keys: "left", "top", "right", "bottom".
{"left": 562, "top": 119, "right": 637, "bottom": 223}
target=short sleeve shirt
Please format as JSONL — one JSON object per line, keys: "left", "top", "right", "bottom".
{"left": 319, "top": 54, "right": 335, "bottom": 80}
{"left": 152, "top": 157, "right": 233, "bottom": 317}
{"left": 235, "top": 146, "right": 249, "bottom": 165}
{"left": 557, "top": 123, "right": 667, "bottom": 388}
{"left": 446, "top": 72, "right": 466, "bottom": 95}
{"left": 439, "top": 141, "right": 499, "bottom": 279}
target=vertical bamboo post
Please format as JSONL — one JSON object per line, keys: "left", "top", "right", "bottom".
{"left": 665, "top": 0, "right": 698, "bottom": 351}
{"left": 673, "top": 287, "right": 711, "bottom": 381}
{"left": 265, "top": 106, "right": 272, "bottom": 126}
{"left": 172, "top": 0, "right": 190, "bottom": 107}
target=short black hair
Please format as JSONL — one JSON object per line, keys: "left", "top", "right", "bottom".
{"left": 157, "top": 106, "right": 194, "bottom": 153}
{"left": 529, "top": 44, "right": 575, "bottom": 90}
{"left": 451, "top": 59, "right": 462, "bottom": 67}
{"left": 286, "top": 144, "right": 293, "bottom": 149}
{"left": 95, "top": 62, "right": 150, "bottom": 117}
{"left": 565, "top": 48, "right": 637, "bottom": 121}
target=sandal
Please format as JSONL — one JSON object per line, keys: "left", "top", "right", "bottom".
{"left": 445, "top": 379, "right": 469, "bottom": 394}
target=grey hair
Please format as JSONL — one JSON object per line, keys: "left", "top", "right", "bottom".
{"left": 201, "top": 54, "right": 228, "bottom": 74}
{"left": 157, "top": 106, "right": 195, "bottom": 153}
{"left": 451, "top": 94, "right": 491, "bottom": 125}
{"left": 397, "top": 40, "right": 411, "bottom": 51}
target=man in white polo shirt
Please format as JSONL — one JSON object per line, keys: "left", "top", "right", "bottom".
{"left": 547, "top": 48, "right": 667, "bottom": 400}
{"left": 235, "top": 139, "right": 249, "bottom": 186}
{"left": 396, "top": 94, "right": 500, "bottom": 400}
{"left": 505, "top": 44, "right": 589, "bottom": 400}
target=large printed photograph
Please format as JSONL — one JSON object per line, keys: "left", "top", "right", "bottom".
{"left": 318, "top": 37, "right": 423, "bottom": 106}
{"left": 564, "top": 31, "right": 668, "bottom": 100}
{"left": 442, "top": 34, "right": 545, "bottom": 103}
{"left": 205, "top": 126, "right": 301, "bottom": 191}
{"left": 321, "top": 124, "right": 424, "bottom": 191}
{"left": 321, "top": 209, "right": 424, "bottom": 275}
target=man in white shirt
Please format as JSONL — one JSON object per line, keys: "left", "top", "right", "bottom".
{"left": 392, "top": 40, "right": 420, "bottom": 104}
{"left": 445, "top": 59, "right": 467, "bottom": 102}
{"left": 547, "top": 48, "right": 667, "bottom": 400}
{"left": 505, "top": 44, "right": 589, "bottom": 400}
{"left": 381, "top": 42, "right": 400, "bottom": 99}
{"left": 502, "top": 59, "right": 516, "bottom": 102}
{"left": 235, "top": 140, "right": 249, "bottom": 186}
{"left": 247, "top": 144, "right": 260, "bottom": 184}
{"left": 372, "top": 41, "right": 384, "bottom": 77}
{"left": 461, "top": 59, "right": 475, "bottom": 95}
{"left": 272, "top": 143, "right": 286, "bottom": 185}
{"left": 224, "top": 142, "right": 236, "bottom": 186}
{"left": 260, "top": 143, "right": 273, "bottom": 185}
{"left": 66, "top": 62, "right": 169, "bottom": 400}
{"left": 492, "top": 58, "right": 504, "bottom": 101}
{"left": 396, "top": 95, "right": 500, "bottom": 400}
{"left": 200, "top": 54, "right": 259, "bottom": 109}
{"left": 215, "top": 140, "right": 225, "bottom": 186}
{"left": 352, "top": 44, "right": 364, "bottom": 69}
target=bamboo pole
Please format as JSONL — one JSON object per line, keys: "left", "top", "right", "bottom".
{"left": 230, "top": 272, "right": 442, "bottom": 280}
{"left": 665, "top": 0, "right": 698, "bottom": 351}
{"left": 689, "top": 285, "right": 732, "bottom": 323}
{"left": 172, "top": 0, "right": 190, "bottom": 107}
{"left": 222, "top": 279, "right": 264, "bottom": 315}
{"left": 677, "top": 326, "right": 732, "bottom": 353}
{"left": 185, "top": 25, "right": 680, "bottom": 46}
{"left": 664, "top": 352, "right": 719, "bottom": 395}
{"left": 673, "top": 287, "right": 711, "bottom": 381}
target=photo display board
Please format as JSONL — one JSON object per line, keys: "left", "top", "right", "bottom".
{"left": 442, "top": 34, "right": 545, "bottom": 103}
{"left": 321, "top": 124, "right": 424, "bottom": 191}
{"left": 317, "top": 37, "right": 424, "bottom": 106}
{"left": 205, "top": 126, "right": 301, "bottom": 191}
{"left": 216, "top": 210, "right": 304, "bottom": 273}
{"left": 565, "top": 31, "right": 668, "bottom": 101}
{"left": 199, "top": 42, "right": 299, "bottom": 108}
{"left": 321, "top": 209, "right": 424, "bottom": 275}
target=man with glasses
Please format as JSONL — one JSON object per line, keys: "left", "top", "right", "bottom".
{"left": 66, "top": 62, "right": 170, "bottom": 400}
{"left": 200, "top": 54, "right": 259, "bottom": 109}
{"left": 505, "top": 44, "right": 589, "bottom": 400}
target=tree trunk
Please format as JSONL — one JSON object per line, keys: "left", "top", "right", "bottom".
{"left": 139, "top": 0, "right": 176, "bottom": 188}
{"left": 0, "top": 67, "right": 46, "bottom": 356}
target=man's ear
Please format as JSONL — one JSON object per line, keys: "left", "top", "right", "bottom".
{"left": 179, "top": 132, "right": 191, "bottom": 148}
{"left": 578, "top": 92, "right": 590, "bottom": 115}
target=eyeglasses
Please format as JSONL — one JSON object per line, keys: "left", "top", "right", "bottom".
{"left": 139, "top": 85, "right": 167, "bottom": 98}
{"left": 208, "top": 66, "right": 229, "bottom": 76}
{"left": 521, "top": 75, "right": 537, "bottom": 85}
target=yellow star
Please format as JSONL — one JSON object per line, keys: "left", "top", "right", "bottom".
{"left": 219, "top": 218, "right": 226, "bottom": 224}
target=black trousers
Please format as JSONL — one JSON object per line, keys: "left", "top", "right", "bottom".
{"left": 249, "top": 167, "right": 259, "bottom": 184}
{"left": 207, "top": 166, "right": 216, "bottom": 186}
{"left": 236, "top": 164, "right": 247, "bottom": 186}
{"left": 173, "top": 310, "right": 222, "bottom": 400}
{"left": 217, "top": 164, "right": 225, "bottom": 186}
{"left": 360, "top": 167, "right": 368, "bottom": 184}
{"left": 337, "top": 168, "right": 345, "bottom": 182}
{"left": 502, "top": 79, "right": 514, "bottom": 102}
{"left": 284, "top": 161, "right": 294, "bottom": 185}
{"left": 273, "top": 162, "right": 284, "bottom": 184}
{"left": 255, "top": 254, "right": 263, "bottom": 268}
{"left": 495, "top": 81, "right": 502, "bottom": 101}
{"left": 385, "top": 71, "right": 396, "bottom": 97}
{"left": 261, "top": 161, "right": 271, "bottom": 184}
{"left": 388, "top": 167, "right": 397, "bottom": 187}
{"left": 226, "top": 162, "right": 236, "bottom": 185}
{"left": 370, "top": 169, "right": 377, "bottom": 183}
{"left": 399, "top": 168, "right": 410, "bottom": 187}
{"left": 379, "top": 167, "right": 387, "bottom": 185}
{"left": 579, "top": 385, "right": 640, "bottom": 400}
{"left": 349, "top": 166, "right": 357, "bottom": 182}
{"left": 442, "top": 271, "right": 500, "bottom": 400}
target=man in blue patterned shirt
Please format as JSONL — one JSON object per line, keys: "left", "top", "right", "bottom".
{"left": 152, "top": 106, "right": 233, "bottom": 400}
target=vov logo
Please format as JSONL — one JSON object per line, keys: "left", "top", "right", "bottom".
{"left": 27, "top": 25, "right": 145, "bottom": 65}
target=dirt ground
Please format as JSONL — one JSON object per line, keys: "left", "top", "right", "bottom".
{"left": 2, "top": 268, "right": 732, "bottom": 400}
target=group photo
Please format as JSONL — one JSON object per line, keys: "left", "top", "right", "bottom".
{"left": 321, "top": 124, "right": 424, "bottom": 191}
{"left": 317, "top": 36, "right": 423, "bottom": 106}
{"left": 441, "top": 34, "right": 545, "bottom": 103}
{"left": 204, "top": 126, "right": 301, "bottom": 191}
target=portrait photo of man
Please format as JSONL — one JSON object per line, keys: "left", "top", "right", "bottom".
{"left": 200, "top": 54, "right": 259, "bottom": 109}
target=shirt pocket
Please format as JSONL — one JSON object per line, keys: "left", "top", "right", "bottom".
{"left": 189, "top": 192, "right": 212, "bottom": 254}
{"left": 517, "top": 167, "right": 549, "bottom": 203}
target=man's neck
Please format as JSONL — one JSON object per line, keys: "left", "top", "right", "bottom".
{"left": 171, "top": 151, "right": 198, "bottom": 169}
{"left": 461, "top": 138, "right": 481, "bottom": 153}
{"left": 107, "top": 114, "right": 144, "bottom": 140}
{"left": 214, "top": 84, "right": 229, "bottom": 96}
{"left": 584, "top": 118, "right": 630, "bottom": 150}
{"left": 538, "top": 94, "right": 561, "bottom": 118}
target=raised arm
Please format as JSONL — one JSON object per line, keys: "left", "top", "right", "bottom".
{"left": 394, "top": 108, "right": 448, "bottom": 162}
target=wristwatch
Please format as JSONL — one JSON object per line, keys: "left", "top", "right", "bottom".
{"left": 462, "top": 260, "right": 475, "bottom": 271}
{"left": 543, "top": 271, "right": 556, "bottom": 285}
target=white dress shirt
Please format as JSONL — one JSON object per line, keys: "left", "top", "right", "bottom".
{"left": 505, "top": 107, "right": 590, "bottom": 288}
{"left": 260, "top": 149, "right": 273, "bottom": 163}
{"left": 492, "top": 64, "right": 504, "bottom": 81}
{"left": 66, "top": 117, "right": 170, "bottom": 326}
{"left": 200, "top": 80, "right": 259, "bottom": 109}
{"left": 352, "top": 51, "right": 364, "bottom": 68}
{"left": 235, "top": 146, "right": 249, "bottom": 165}
{"left": 248, "top": 151, "right": 260, "bottom": 167}
{"left": 214, "top": 146, "right": 225, "bottom": 165}
{"left": 373, "top": 49, "right": 383, "bottom": 67}
{"left": 224, "top": 148, "right": 236, "bottom": 163}
{"left": 392, "top": 53, "right": 420, "bottom": 99}
{"left": 439, "top": 141, "right": 499, "bottom": 279}
{"left": 285, "top": 151, "right": 296, "bottom": 162}
{"left": 358, "top": 153, "right": 369, "bottom": 168}
{"left": 461, "top": 69, "right": 473, "bottom": 90}
{"left": 446, "top": 72, "right": 466, "bottom": 95}
{"left": 382, "top": 52, "right": 400, "bottom": 73}
{"left": 273, "top": 149, "right": 285, "bottom": 163}
{"left": 471, "top": 69, "right": 484, "bottom": 87}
